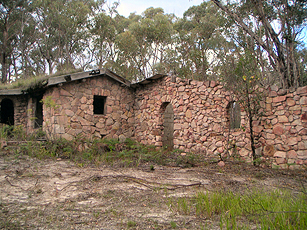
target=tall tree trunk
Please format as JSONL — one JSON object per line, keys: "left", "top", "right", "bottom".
{"left": 246, "top": 84, "right": 257, "bottom": 165}
{"left": 1, "top": 52, "right": 8, "bottom": 83}
{"left": 1, "top": 29, "right": 8, "bottom": 83}
{"left": 47, "top": 58, "right": 53, "bottom": 75}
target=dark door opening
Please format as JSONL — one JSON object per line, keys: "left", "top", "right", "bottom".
{"left": 35, "top": 95, "right": 44, "bottom": 128}
{"left": 1, "top": 98, "right": 14, "bottom": 125}
{"left": 161, "top": 102, "right": 174, "bottom": 149}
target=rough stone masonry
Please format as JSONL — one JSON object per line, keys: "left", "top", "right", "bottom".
{"left": 0, "top": 71, "right": 306, "bottom": 169}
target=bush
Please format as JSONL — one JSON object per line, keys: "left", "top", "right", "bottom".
{"left": 14, "top": 136, "right": 207, "bottom": 168}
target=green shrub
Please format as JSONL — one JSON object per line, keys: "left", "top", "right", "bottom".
{"left": 7, "top": 134, "right": 207, "bottom": 168}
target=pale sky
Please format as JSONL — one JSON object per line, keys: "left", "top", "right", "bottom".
{"left": 110, "top": 0, "right": 204, "bottom": 17}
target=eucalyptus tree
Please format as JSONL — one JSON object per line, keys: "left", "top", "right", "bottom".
{"left": 112, "top": 7, "right": 175, "bottom": 80}
{"left": 32, "top": 0, "right": 95, "bottom": 74}
{"left": 86, "top": 1, "right": 122, "bottom": 71}
{"left": 90, "top": 12, "right": 117, "bottom": 70}
{"left": 172, "top": 1, "right": 228, "bottom": 80}
{"left": 211, "top": 0, "right": 307, "bottom": 89}
{"left": 0, "top": 0, "right": 33, "bottom": 83}
{"left": 298, "top": 47, "right": 307, "bottom": 86}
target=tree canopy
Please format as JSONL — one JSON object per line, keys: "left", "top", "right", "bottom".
{"left": 212, "top": 0, "right": 307, "bottom": 89}
{"left": 0, "top": 0, "right": 306, "bottom": 88}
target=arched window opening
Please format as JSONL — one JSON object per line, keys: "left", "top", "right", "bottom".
{"left": 228, "top": 101, "right": 241, "bottom": 129}
{"left": 1, "top": 98, "right": 14, "bottom": 125}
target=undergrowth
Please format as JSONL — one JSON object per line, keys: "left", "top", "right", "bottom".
{"left": 0, "top": 125, "right": 45, "bottom": 141}
{"left": 168, "top": 189, "right": 307, "bottom": 230}
{"left": 22, "top": 137, "right": 202, "bottom": 167}
{"left": 0, "top": 125, "right": 203, "bottom": 167}
{"left": 0, "top": 125, "right": 204, "bottom": 167}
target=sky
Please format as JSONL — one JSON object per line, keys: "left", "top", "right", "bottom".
{"left": 110, "top": 0, "right": 204, "bottom": 18}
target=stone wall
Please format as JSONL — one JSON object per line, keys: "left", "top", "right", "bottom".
{"left": 134, "top": 76, "right": 251, "bottom": 158}
{"left": 133, "top": 76, "right": 307, "bottom": 169}
{"left": 43, "top": 76, "right": 135, "bottom": 140}
{"left": 257, "top": 85, "right": 307, "bottom": 169}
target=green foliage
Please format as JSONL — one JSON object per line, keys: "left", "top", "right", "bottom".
{"left": 1, "top": 0, "right": 306, "bottom": 85}
{"left": 170, "top": 221, "right": 177, "bottom": 229}
{"left": 212, "top": 0, "right": 307, "bottom": 88}
{"left": 31, "top": 0, "right": 94, "bottom": 74}
{"left": 0, "top": 125, "right": 42, "bottom": 141}
{"left": 41, "top": 96, "right": 59, "bottom": 110}
{"left": 0, "top": 0, "right": 33, "bottom": 83}
{"left": 110, "top": 7, "right": 175, "bottom": 79}
{"left": 13, "top": 136, "right": 206, "bottom": 168}
{"left": 170, "top": 188, "right": 307, "bottom": 229}
{"left": 298, "top": 47, "right": 307, "bottom": 86}
{"left": 127, "top": 220, "right": 137, "bottom": 228}
{"left": 221, "top": 50, "right": 264, "bottom": 120}
{"left": 169, "top": 1, "right": 227, "bottom": 80}
{"left": 0, "top": 1, "right": 227, "bottom": 82}
{"left": 0, "top": 68, "right": 82, "bottom": 91}
{"left": 19, "top": 141, "right": 49, "bottom": 159}
{"left": 0, "top": 125, "right": 14, "bottom": 140}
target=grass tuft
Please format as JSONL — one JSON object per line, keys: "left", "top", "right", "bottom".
{"left": 169, "top": 188, "right": 307, "bottom": 230}
{"left": 127, "top": 220, "right": 137, "bottom": 228}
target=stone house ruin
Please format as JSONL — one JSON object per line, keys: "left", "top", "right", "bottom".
{"left": 0, "top": 69, "right": 306, "bottom": 169}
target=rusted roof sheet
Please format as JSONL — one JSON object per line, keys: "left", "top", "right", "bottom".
{"left": 0, "top": 89, "right": 24, "bottom": 95}
{"left": 47, "top": 69, "right": 131, "bottom": 87}
{"left": 0, "top": 70, "right": 166, "bottom": 96}
{"left": 131, "top": 74, "right": 167, "bottom": 88}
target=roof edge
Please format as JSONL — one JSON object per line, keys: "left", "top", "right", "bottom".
{"left": 47, "top": 69, "right": 131, "bottom": 87}
{"left": 131, "top": 74, "right": 168, "bottom": 88}
{"left": 0, "top": 71, "right": 167, "bottom": 96}
{"left": 0, "top": 89, "right": 24, "bottom": 96}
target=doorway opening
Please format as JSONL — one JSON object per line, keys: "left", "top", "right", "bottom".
{"left": 34, "top": 95, "right": 43, "bottom": 128}
{"left": 1, "top": 98, "right": 14, "bottom": 125}
{"left": 161, "top": 102, "right": 174, "bottom": 149}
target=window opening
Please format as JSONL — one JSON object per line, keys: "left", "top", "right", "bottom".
{"left": 93, "top": 95, "right": 107, "bottom": 115}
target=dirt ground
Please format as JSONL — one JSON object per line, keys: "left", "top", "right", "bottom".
{"left": 0, "top": 151, "right": 306, "bottom": 230}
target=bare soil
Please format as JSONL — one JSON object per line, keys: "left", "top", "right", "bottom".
{"left": 1, "top": 151, "right": 306, "bottom": 230}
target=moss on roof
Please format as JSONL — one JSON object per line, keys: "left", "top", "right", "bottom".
{"left": 0, "top": 69, "right": 83, "bottom": 91}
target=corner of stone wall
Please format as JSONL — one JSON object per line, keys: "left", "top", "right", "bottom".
{"left": 258, "top": 85, "right": 307, "bottom": 169}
